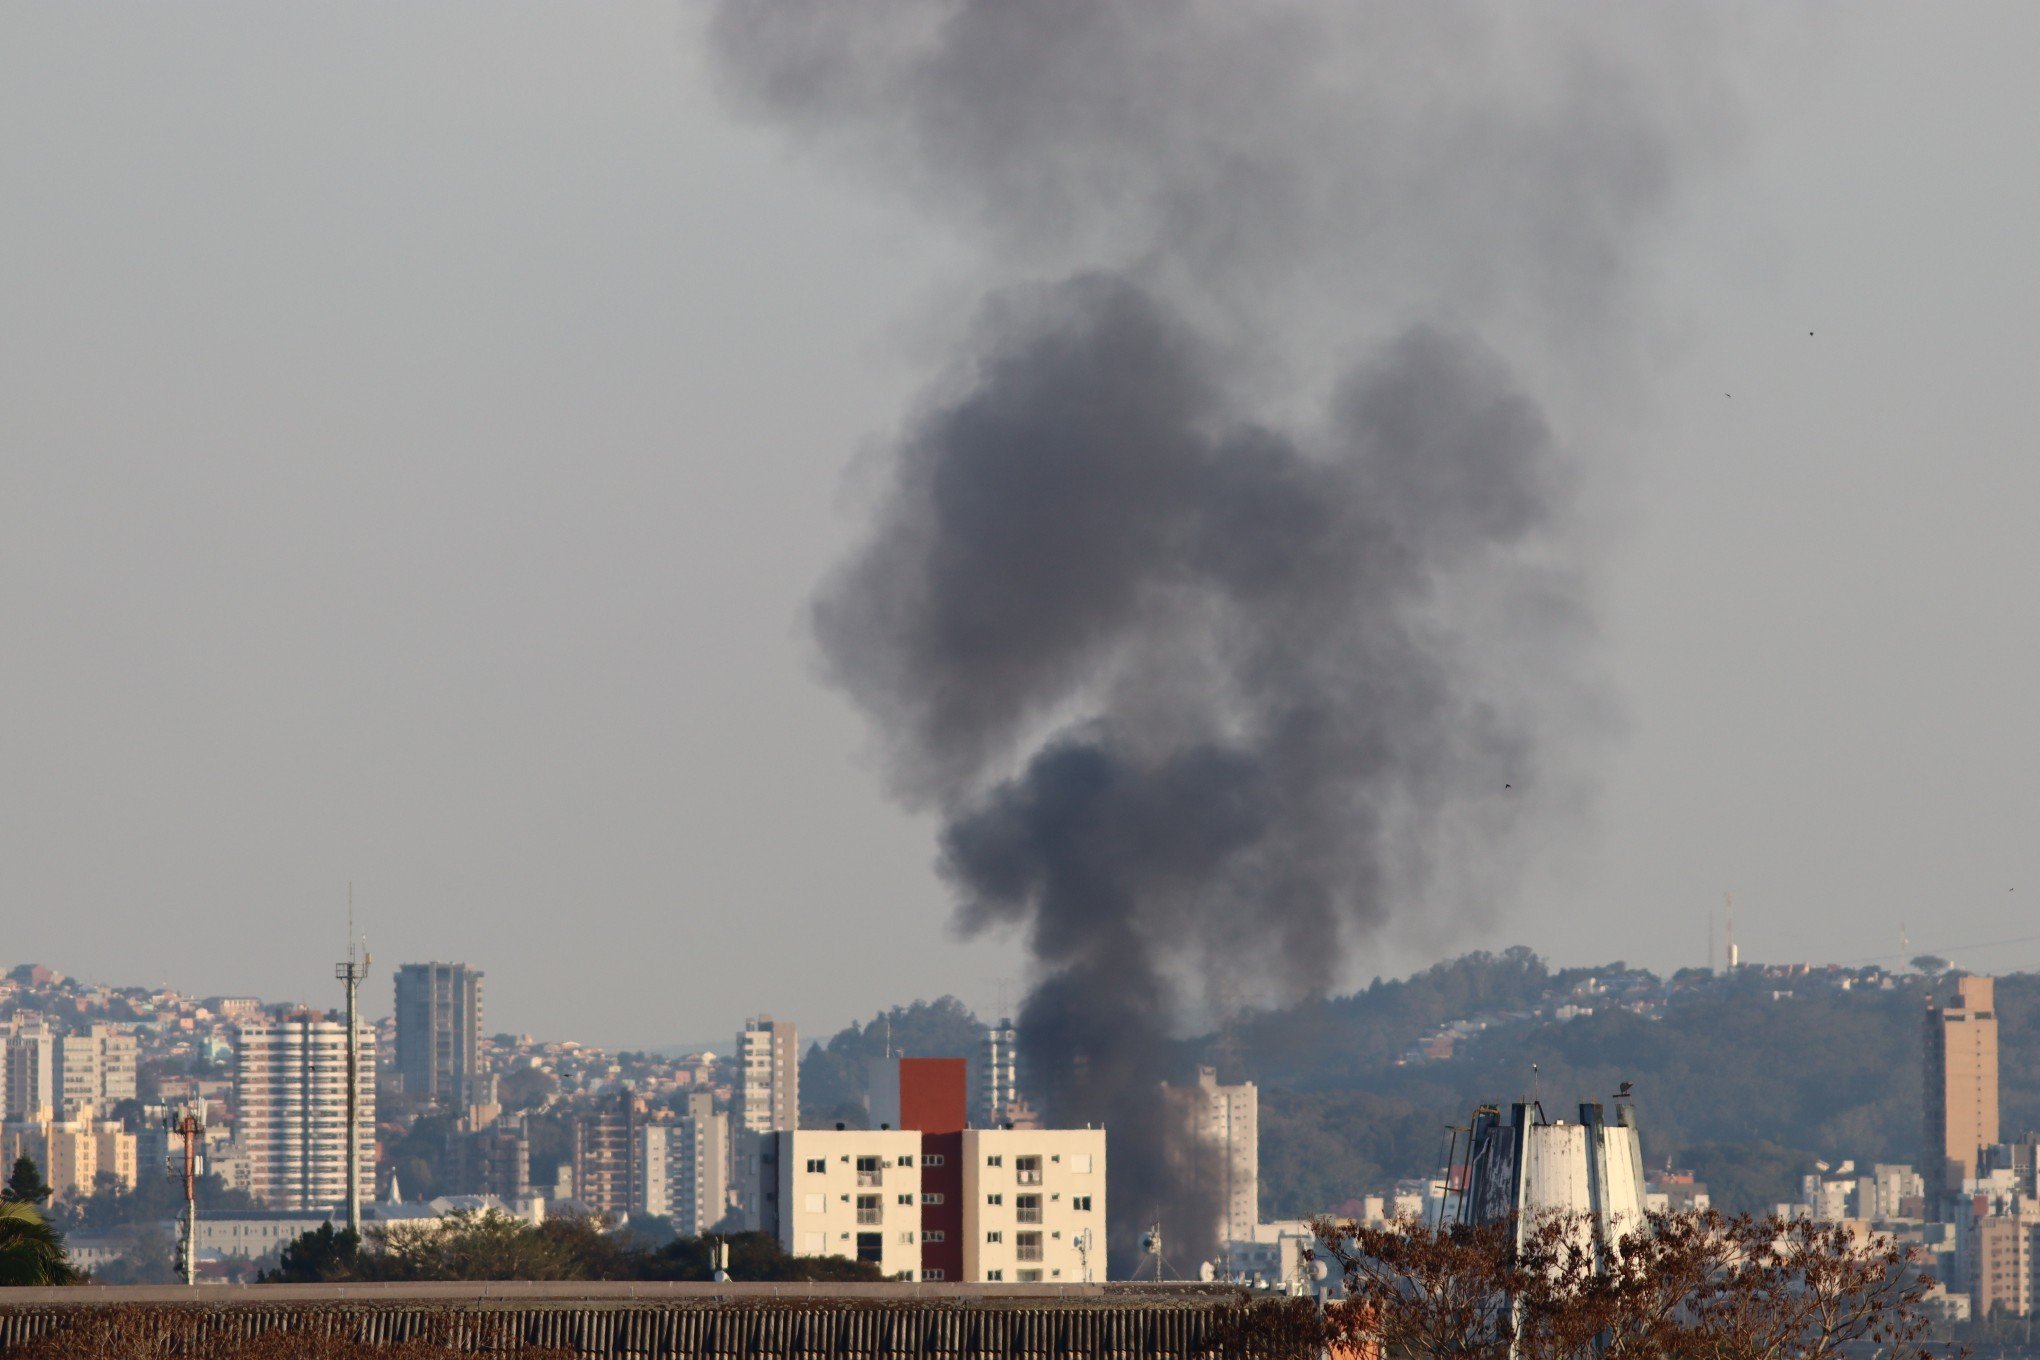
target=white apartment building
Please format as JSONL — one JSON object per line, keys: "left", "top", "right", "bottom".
{"left": 730, "top": 1015, "right": 798, "bottom": 1230}
{"left": 962, "top": 1128, "right": 1106, "bottom": 1284}
{"left": 733, "top": 1015, "right": 798, "bottom": 1135}
{"left": 3, "top": 1016, "right": 57, "bottom": 1123}
{"left": 641, "top": 1093, "right": 727, "bottom": 1237}
{"left": 56, "top": 1025, "right": 138, "bottom": 1118}
{"left": 233, "top": 1016, "right": 375, "bottom": 1211}
{"left": 1161, "top": 1067, "right": 1257, "bottom": 1249}
{"left": 770, "top": 1128, "right": 925, "bottom": 1279}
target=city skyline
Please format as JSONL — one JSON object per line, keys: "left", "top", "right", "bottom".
{"left": 7, "top": 6, "right": 2040, "bottom": 1051}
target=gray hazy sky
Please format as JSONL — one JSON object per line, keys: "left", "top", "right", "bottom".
{"left": 5, "top": 5, "right": 2038, "bottom": 1048}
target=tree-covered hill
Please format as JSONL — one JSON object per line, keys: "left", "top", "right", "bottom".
{"left": 798, "top": 954, "right": 2040, "bottom": 1220}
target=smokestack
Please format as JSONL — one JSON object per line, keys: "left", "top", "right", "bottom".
{"left": 710, "top": 0, "right": 1730, "bottom": 1274}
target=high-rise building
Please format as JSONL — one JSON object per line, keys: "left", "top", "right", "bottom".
{"left": 232, "top": 1014, "right": 376, "bottom": 1211}
{"left": 56, "top": 1025, "right": 138, "bottom": 1118}
{"left": 3, "top": 1016, "right": 57, "bottom": 1123}
{"left": 1160, "top": 1066, "right": 1258, "bottom": 1253}
{"left": 572, "top": 1093, "right": 639, "bottom": 1217}
{"left": 1927, "top": 975, "right": 2000, "bottom": 1195}
{"left": 733, "top": 1015, "right": 799, "bottom": 1136}
{"left": 976, "top": 1020, "right": 1019, "bottom": 1128}
{"left": 393, "top": 963, "right": 485, "bottom": 1109}
{"left": 447, "top": 1113, "right": 531, "bottom": 1201}
{"left": 640, "top": 1093, "right": 727, "bottom": 1237}
{"left": 730, "top": 1015, "right": 798, "bottom": 1229}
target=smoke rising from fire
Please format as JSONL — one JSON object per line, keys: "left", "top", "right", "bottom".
{"left": 709, "top": 1, "right": 1726, "bottom": 1270}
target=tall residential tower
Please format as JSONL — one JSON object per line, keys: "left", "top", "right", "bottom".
{"left": 233, "top": 1013, "right": 376, "bottom": 1211}
{"left": 393, "top": 962, "right": 485, "bottom": 1110}
{"left": 1926, "top": 974, "right": 2000, "bottom": 1195}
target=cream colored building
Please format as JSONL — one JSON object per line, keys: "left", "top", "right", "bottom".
{"left": 771, "top": 1128, "right": 924, "bottom": 1279}
{"left": 961, "top": 1128, "right": 1106, "bottom": 1284}
{"left": 3, "top": 1119, "right": 137, "bottom": 1200}
{"left": 55, "top": 1025, "right": 138, "bottom": 1118}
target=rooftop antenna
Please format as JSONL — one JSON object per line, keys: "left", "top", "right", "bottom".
{"left": 335, "top": 882, "right": 371, "bottom": 1238}
{"left": 1707, "top": 906, "right": 1716, "bottom": 976}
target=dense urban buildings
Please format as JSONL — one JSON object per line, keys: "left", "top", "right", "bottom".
{"left": 232, "top": 1013, "right": 376, "bottom": 1211}
{"left": 1926, "top": 974, "right": 2000, "bottom": 1195}
{"left": 393, "top": 962, "right": 485, "bottom": 1111}
{"left": 641, "top": 1092, "right": 728, "bottom": 1237}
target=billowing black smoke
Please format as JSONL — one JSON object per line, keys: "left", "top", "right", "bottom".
{"left": 709, "top": 0, "right": 1723, "bottom": 1274}
{"left": 814, "top": 275, "right": 1556, "bottom": 1265}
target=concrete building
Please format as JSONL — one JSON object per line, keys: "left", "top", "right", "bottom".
{"left": 446, "top": 1113, "right": 530, "bottom": 1202}
{"left": 4, "top": 1015, "right": 56, "bottom": 1123}
{"left": 47, "top": 1120, "right": 137, "bottom": 1199}
{"left": 962, "top": 1128, "right": 1106, "bottom": 1285}
{"left": 572, "top": 1093, "right": 639, "bottom": 1218}
{"left": 771, "top": 1127, "right": 926, "bottom": 1278}
{"left": 641, "top": 1093, "right": 726, "bottom": 1237}
{"left": 772, "top": 1058, "right": 1104, "bottom": 1284}
{"left": 733, "top": 1015, "right": 799, "bottom": 1136}
{"left": 393, "top": 963, "right": 485, "bottom": 1110}
{"left": 232, "top": 1015, "right": 376, "bottom": 1211}
{"left": 1927, "top": 975, "right": 2000, "bottom": 1196}
{"left": 1159, "top": 1067, "right": 1257, "bottom": 1253}
{"left": 730, "top": 1015, "right": 798, "bottom": 1230}
{"left": 56, "top": 1025, "right": 138, "bottom": 1118}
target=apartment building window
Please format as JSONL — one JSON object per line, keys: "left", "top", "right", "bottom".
{"left": 986, "top": 1155, "right": 1003, "bottom": 1167}
{"left": 856, "top": 1156, "right": 883, "bottom": 1187}
{"left": 898, "top": 1194, "right": 915, "bottom": 1206}
{"left": 986, "top": 1194, "right": 1003, "bottom": 1206}
{"left": 1016, "top": 1231, "right": 1043, "bottom": 1262}
{"left": 1016, "top": 1194, "right": 1042, "bottom": 1224}
{"left": 901, "top": 1231, "right": 917, "bottom": 1244}
{"left": 922, "top": 1192, "right": 945, "bottom": 1205}
{"left": 986, "top": 1270, "right": 1003, "bottom": 1282}
{"left": 925, "top": 1270, "right": 946, "bottom": 1282}
{"left": 857, "top": 1194, "right": 882, "bottom": 1225}
{"left": 806, "top": 1159, "right": 826, "bottom": 1174}
{"left": 1072, "top": 1195, "right": 1092, "bottom": 1212}
{"left": 922, "top": 1230, "right": 946, "bottom": 1242}
{"left": 898, "top": 1155, "right": 914, "bottom": 1167}
{"left": 1017, "top": 1269, "right": 1042, "bottom": 1283}
{"left": 923, "top": 1153, "right": 946, "bottom": 1167}
{"left": 1016, "top": 1156, "right": 1042, "bottom": 1185}
{"left": 856, "top": 1233, "right": 882, "bottom": 1264}
{"left": 986, "top": 1231, "right": 1003, "bottom": 1244}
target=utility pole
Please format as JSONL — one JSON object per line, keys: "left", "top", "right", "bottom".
{"left": 335, "top": 885, "right": 371, "bottom": 1238}
{"left": 170, "top": 1108, "right": 203, "bottom": 1285}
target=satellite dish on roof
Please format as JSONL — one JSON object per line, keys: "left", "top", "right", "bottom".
{"left": 1198, "top": 1261, "right": 1216, "bottom": 1282}
{"left": 1309, "top": 1259, "right": 1330, "bottom": 1281}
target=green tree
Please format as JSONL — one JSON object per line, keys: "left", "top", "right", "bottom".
{"left": 3, "top": 1156, "right": 53, "bottom": 1208}
{"left": 0, "top": 1201, "right": 81, "bottom": 1286}
{"left": 259, "top": 1223, "right": 362, "bottom": 1283}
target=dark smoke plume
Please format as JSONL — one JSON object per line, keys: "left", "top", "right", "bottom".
{"left": 710, "top": 1, "right": 1724, "bottom": 1273}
